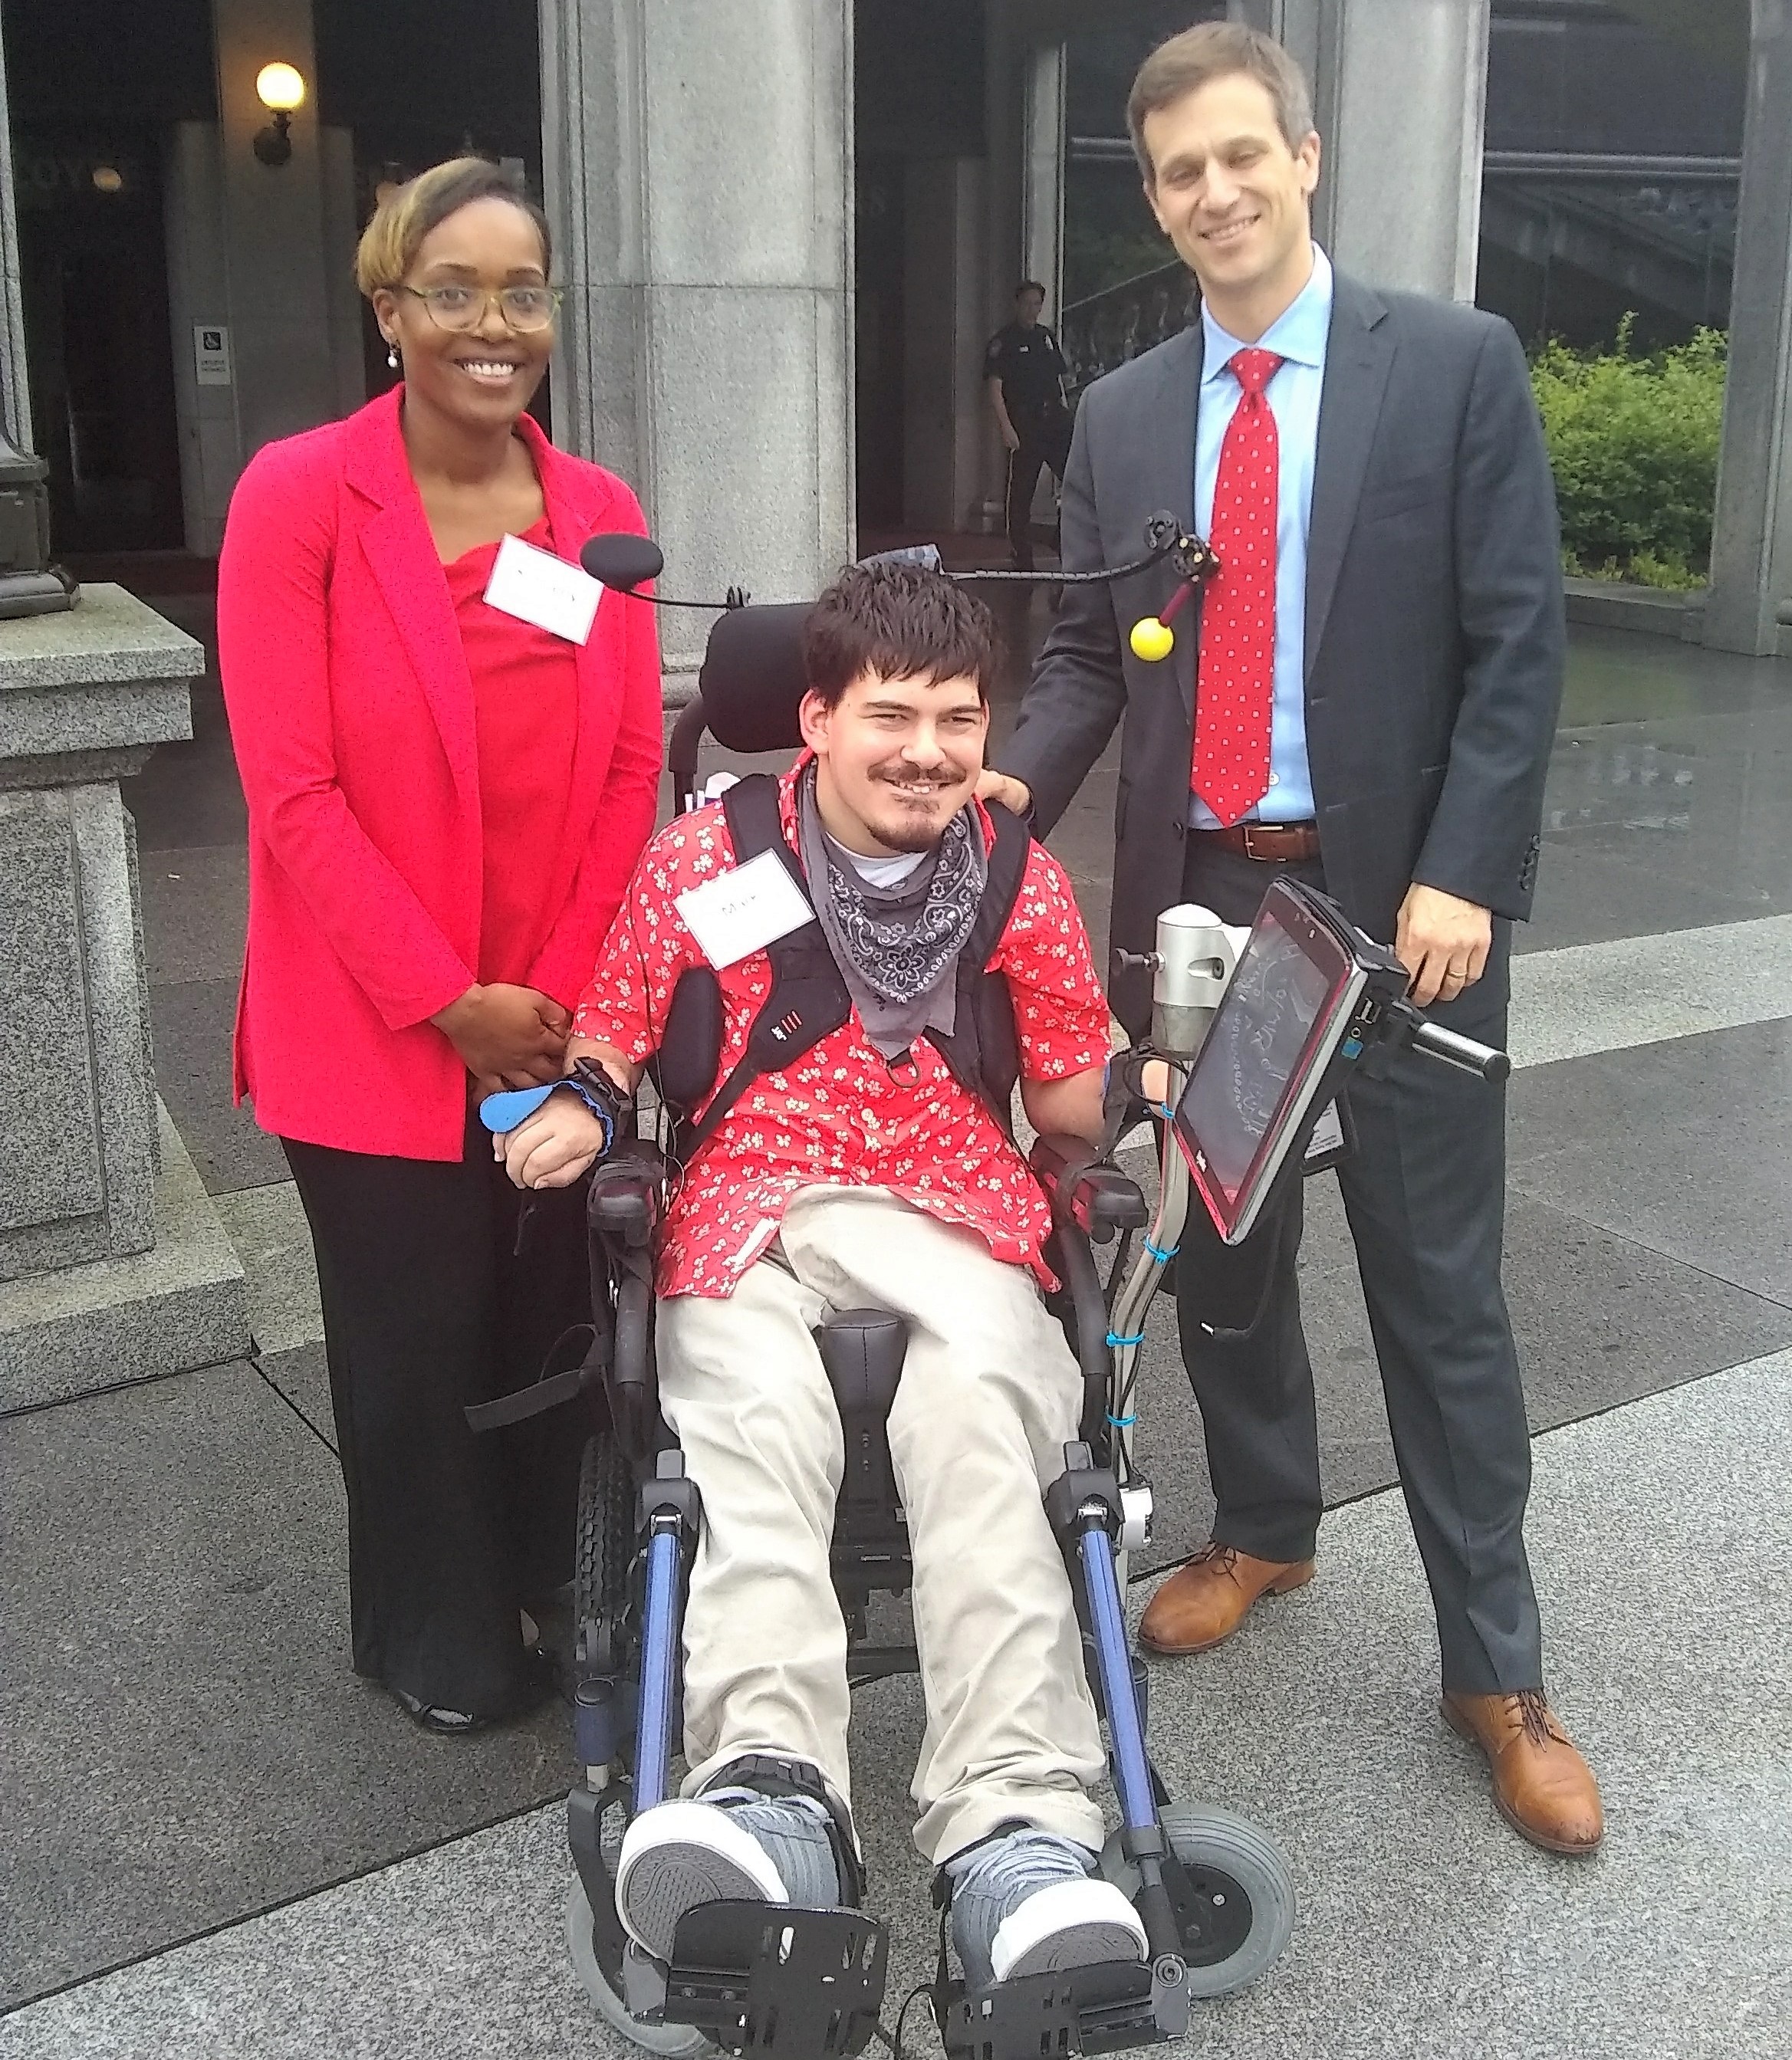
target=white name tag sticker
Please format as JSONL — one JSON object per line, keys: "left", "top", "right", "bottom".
{"left": 1304, "top": 1099, "right": 1345, "bottom": 1165}
{"left": 483, "top": 531, "right": 603, "bottom": 645}
{"left": 677, "top": 850, "right": 814, "bottom": 970}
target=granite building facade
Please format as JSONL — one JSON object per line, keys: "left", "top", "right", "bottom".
{"left": 1, "top": 0, "right": 1787, "bottom": 665}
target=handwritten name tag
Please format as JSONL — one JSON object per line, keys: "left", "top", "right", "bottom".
{"left": 676, "top": 850, "right": 814, "bottom": 969}
{"left": 484, "top": 531, "right": 603, "bottom": 645}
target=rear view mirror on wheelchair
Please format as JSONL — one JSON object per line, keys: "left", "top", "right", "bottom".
{"left": 478, "top": 526, "right": 1508, "bottom": 2060}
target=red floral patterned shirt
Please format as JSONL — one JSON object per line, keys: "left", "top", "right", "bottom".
{"left": 571, "top": 762, "right": 1112, "bottom": 1299}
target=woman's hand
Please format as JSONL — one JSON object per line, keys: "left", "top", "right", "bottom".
{"left": 432, "top": 983, "right": 570, "bottom": 1086}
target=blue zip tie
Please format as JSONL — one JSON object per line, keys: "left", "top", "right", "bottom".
{"left": 1107, "top": 1411, "right": 1138, "bottom": 1428}
{"left": 1144, "top": 1238, "right": 1179, "bottom": 1263}
{"left": 1106, "top": 1329, "right": 1145, "bottom": 1348}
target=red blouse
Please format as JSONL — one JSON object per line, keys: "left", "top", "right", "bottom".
{"left": 443, "top": 514, "right": 580, "bottom": 986}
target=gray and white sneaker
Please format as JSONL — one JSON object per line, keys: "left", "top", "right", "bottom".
{"left": 615, "top": 1788, "right": 844, "bottom": 1963}
{"left": 947, "top": 1828, "right": 1148, "bottom": 1991}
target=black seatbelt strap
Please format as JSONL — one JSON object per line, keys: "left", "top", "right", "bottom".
{"left": 679, "top": 774, "right": 849, "bottom": 1156}
{"left": 464, "top": 1321, "right": 603, "bottom": 1431}
{"left": 674, "top": 781, "right": 1031, "bottom": 1158}
{"left": 920, "top": 800, "right": 1031, "bottom": 1137}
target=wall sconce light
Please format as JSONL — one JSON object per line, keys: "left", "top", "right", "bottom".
{"left": 253, "top": 62, "right": 307, "bottom": 167}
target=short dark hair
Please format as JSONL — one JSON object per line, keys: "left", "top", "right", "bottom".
{"left": 1015, "top": 280, "right": 1046, "bottom": 300}
{"left": 802, "top": 561, "right": 998, "bottom": 708}
{"left": 1127, "top": 23, "right": 1316, "bottom": 185}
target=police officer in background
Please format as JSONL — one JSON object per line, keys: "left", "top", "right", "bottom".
{"left": 985, "top": 281, "right": 1073, "bottom": 571}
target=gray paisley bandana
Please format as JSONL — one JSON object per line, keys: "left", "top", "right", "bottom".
{"left": 796, "top": 760, "right": 988, "bottom": 1060}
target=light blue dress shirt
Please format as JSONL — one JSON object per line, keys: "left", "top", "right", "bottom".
{"left": 1189, "top": 243, "right": 1333, "bottom": 827}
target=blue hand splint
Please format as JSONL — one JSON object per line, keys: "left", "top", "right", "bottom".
{"left": 479, "top": 1083, "right": 557, "bottom": 1132}
{"left": 480, "top": 1061, "right": 627, "bottom": 1154}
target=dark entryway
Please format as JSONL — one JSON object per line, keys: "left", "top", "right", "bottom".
{"left": 14, "top": 137, "right": 186, "bottom": 554}
{"left": 5, "top": 0, "right": 214, "bottom": 554}
{"left": 313, "top": 0, "right": 544, "bottom": 412}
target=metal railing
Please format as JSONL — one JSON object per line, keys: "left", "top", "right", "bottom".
{"left": 1057, "top": 145, "right": 1742, "bottom": 393}
{"left": 1060, "top": 259, "right": 1198, "bottom": 393}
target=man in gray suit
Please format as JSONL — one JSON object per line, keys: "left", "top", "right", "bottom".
{"left": 981, "top": 22, "right": 1602, "bottom": 1854}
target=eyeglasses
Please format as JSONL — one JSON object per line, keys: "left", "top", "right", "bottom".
{"left": 400, "top": 283, "right": 561, "bottom": 334}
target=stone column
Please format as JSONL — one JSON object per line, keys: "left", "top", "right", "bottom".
{"left": 0, "top": 15, "right": 31, "bottom": 450}
{"left": 902, "top": 157, "right": 988, "bottom": 534}
{"left": 1702, "top": 2, "right": 1792, "bottom": 659}
{"left": 0, "top": 590, "right": 247, "bottom": 1409}
{"left": 164, "top": 122, "right": 240, "bottom": 560}
{"left": 539, "top": 0, "right": 853, "bottom": 682}
{"left": 209, "top": 0, "right": 340, "bottom": 457}
{"left": 1234, "top": 0, "right": 1491, "bottom": 302}
{"left": 1022, "top": 41, "right": 1067, "bottom": 318}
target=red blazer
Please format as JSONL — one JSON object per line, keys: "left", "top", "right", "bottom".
{"left": 217, "top": 388, "right": 663, "bottom": 1161}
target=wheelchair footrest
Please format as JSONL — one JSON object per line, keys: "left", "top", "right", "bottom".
{"left": 940, "top": 1957, "right": 1177, "bottom": 2060}
{"left": 660, "top": 1901, "right": 889, "bottom": 2058}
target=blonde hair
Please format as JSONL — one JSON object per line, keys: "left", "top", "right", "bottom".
{"left": 354, "top": 156, "right": 551, "bottom": 298}
{"left": 1127, "top": 22, "right": 1316, "bottom": 186}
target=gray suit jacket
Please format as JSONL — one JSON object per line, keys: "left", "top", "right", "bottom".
{"left": 997, "top": 267, "right": 1565, "bottom": 1035}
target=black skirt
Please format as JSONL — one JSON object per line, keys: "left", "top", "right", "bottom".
{"left": 283, "top": 1110, "right": 590, "bottom": 1717}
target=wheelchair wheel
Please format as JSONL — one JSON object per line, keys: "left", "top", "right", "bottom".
{"left": 567, "top": 1852, "right": 707, "bottom": 2057}
{"left": 1100, "top": 1801, "right": 1295, "bottom": 1998}
{"left": 574, "top": 1427, "right": 633, "bottom": 1665}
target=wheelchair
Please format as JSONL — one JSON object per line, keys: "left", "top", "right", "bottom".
{"left": 521, "top": 536, "right": 1510, "bottom": 2060}
{"left": 534, "top": 597, "right": 1303, "bottom": 2060}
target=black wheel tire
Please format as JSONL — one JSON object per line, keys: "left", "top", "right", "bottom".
{"left": 574, "top": 1428, "right": 633, "bottom": 1667}
{"left": 1100, "top": 1800, "right": 1296, "bottom": 1998}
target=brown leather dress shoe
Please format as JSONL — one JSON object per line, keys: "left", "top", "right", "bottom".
{"left": 1138, "top": 1539, "right": 1315, "bottom": 1654}
{"left": 1442, "top": 1688, "right": 1603, "bottom": 1856}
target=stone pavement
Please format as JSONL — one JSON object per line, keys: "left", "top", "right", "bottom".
{"left": 6, "top": 1355, "right": 1788, "bottom": 2059}
{"left": 2, "top": 585, "right": 1790, "bottom": 2055}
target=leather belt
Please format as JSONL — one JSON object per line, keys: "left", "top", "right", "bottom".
{"left": 1194, "top": 820, "right": 1321, "bottom": 862}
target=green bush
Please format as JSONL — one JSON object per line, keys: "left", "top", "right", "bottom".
{"left": 1530, "top": 316, "right": 1726, "bottom": 590}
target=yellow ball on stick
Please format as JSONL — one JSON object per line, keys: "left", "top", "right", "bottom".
{"left": 1129, "top": 616, "right": 1175, "bottom": 662}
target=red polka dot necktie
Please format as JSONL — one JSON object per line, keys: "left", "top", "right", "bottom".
{"left": 1193, "top": 348, "right": 1284, "bottom": 827}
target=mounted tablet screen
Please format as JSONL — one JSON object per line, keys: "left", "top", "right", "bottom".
{"left": 1172, "top": 882, "right": 1370, "bottom": 1245}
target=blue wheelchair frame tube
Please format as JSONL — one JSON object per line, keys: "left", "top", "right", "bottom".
{"left": 633, "top": 1520, "right": 685, "bottom": 1814}
{"left": 1077, "top": 1522, "right": 1157, "bottom": 1833}
{"left": 1074, "top": 1504, "right": 1188, "bottom": 1986}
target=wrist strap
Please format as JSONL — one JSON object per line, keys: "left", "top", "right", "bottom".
{"left": 565, "top": 1057, "right": 630, "bottom": 1155}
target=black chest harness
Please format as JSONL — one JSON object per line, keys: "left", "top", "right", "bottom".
{"left": 467, "top": 777, "right": 1033, "bottom": 1437}
{"left": 654, "top": 774, "right": 1032, "bottom": 1157}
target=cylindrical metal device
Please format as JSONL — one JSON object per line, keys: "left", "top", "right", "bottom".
{"left": 1152, "top": 903, "right": 1238, "bottom": 1060}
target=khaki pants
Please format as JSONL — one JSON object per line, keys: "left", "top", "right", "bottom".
{"left": 655, "top": 1185, "right": 1107, "bottom": 1865}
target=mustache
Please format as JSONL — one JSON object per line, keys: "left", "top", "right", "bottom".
{"left": 871, "top": 761, "right": 968, "bottom": 789}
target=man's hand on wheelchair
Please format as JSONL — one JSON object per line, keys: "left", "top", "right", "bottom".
{"left": 1395, "top": 882, "right": 1492, "bottom": 1009}
{"left": 492, "top": 1040, "right": 638, "bottom": 1191}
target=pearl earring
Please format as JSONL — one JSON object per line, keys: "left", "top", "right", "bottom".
{"left": 386, "top": 343, "right": 399, "bottom": 370}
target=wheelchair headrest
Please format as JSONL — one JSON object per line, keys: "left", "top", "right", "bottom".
{"left": 696, "top": 603, "right": 814, "bottom": 754}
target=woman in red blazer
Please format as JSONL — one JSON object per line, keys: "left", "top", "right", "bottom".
{"left": 217, "top": 159, "right": 661, "bottom": 1732}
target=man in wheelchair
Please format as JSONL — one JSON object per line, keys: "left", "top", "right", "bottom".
{"left": 495, "top": 562, "right": 1149, "bottom": 1996}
